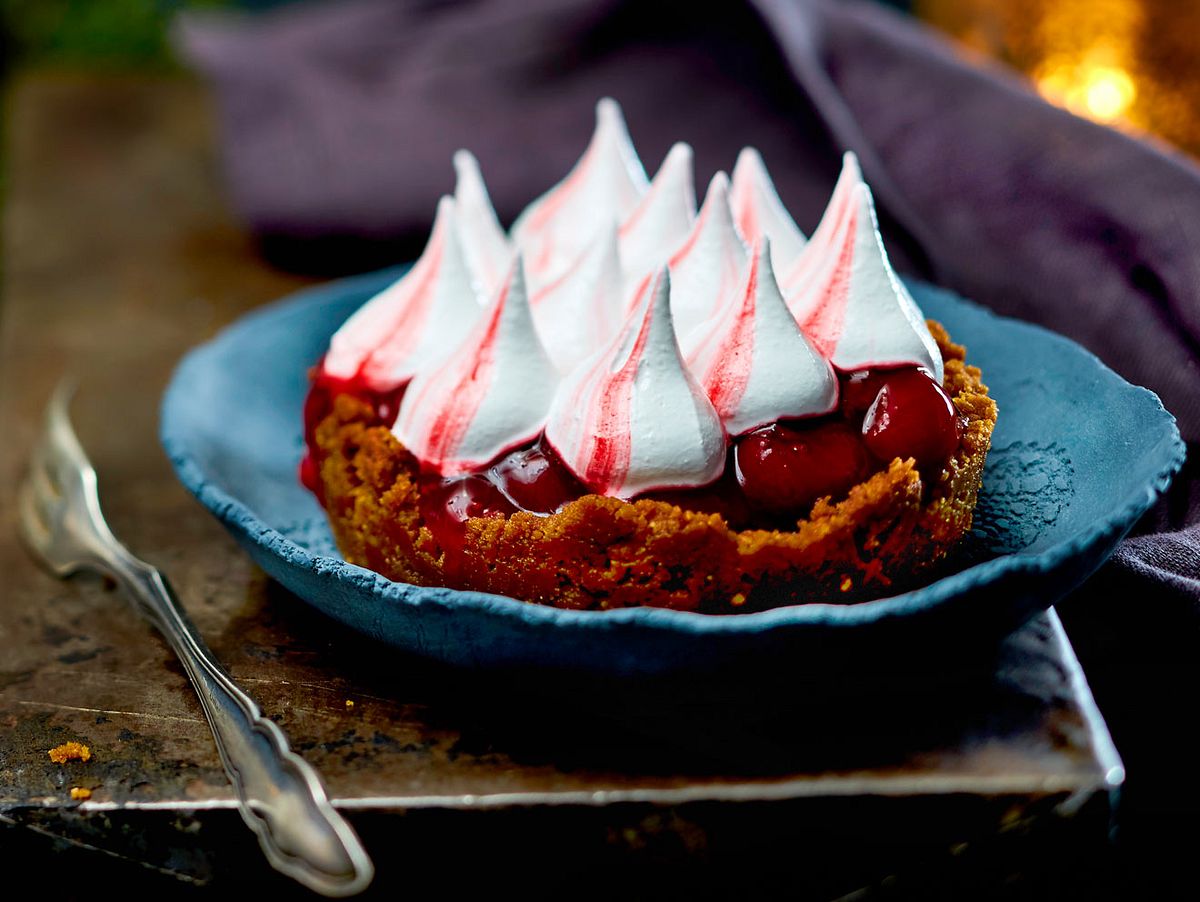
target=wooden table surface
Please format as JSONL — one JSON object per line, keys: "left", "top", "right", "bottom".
{"left": 0, "top": 74, "right": 1124, "bottom": 898}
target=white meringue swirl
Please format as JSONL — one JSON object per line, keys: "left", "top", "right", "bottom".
{"left": 512, "top": 99, "right": 648, "bottom": 286}
{"left": 669, "top": 172, "right": 748, "bottom": 342}
{"left": 393, "top": 257, "right": 559, "bottom": 475}
{"left": 688, "top": 238, "right": 838, "bottom": 435}
{"left": 785, "top": 153, "right": 943, "bottom": 381}
{"left": 543, "top": 268, "right": 727, "bottom": 498}
{"left": 319, "top": 99, "right": 946, "bottom": 501}
{"left": 325, "top": 196, "right": 482, "bottom": 390}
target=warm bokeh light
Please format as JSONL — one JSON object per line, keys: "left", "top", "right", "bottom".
{"left": 1035, "top": 55, "right": 1138, "bottom": 123}
{"left": 918, "top": 0, "right": 1200, "bottom": 156}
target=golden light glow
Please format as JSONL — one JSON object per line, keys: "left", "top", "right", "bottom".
{"left": 1035, "top": 54, "right": 1138, "bottom": 123}
{"left": 917, "top": 0, "right": 1200, "bottom": 157}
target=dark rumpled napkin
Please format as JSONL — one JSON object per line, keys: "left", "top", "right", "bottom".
{"left": 179, "top": 0, "right": 1197, "bottom": 889}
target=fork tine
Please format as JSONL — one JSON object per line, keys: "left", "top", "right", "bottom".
{"left": 45, "top": 379, "right": 91, "bottom": 472}
{"left": 16, "top": 478, "right": 51, "bottom": 550}
{"left": 29, "top": 443, "right": 62, "bottom": 503}
{"left": 38, "top": 379, "right": 105, "bottom": 516}
{"left": 35, "top": 379, "right": 119, "bottom": 556}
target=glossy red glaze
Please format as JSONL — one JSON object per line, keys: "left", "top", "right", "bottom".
{"left": 300, "top": 361, "right": 406, "bottom": 496}
{"left": 862, "top": 368, "right": 962, "bottom": 471}
{"left": 734, "top": 421, "right": 872, "bottom": 515}
{"left": 417, "top": 475, "right": 516, "bottom": 567}
{"left": 840, "top": 368, "right": 892, "bottom": 418}
{"left": 488, "top": 438, "right": 586, "bottom": 514}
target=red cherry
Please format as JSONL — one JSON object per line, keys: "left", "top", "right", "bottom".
{"left": 488, "top": 440, "right": 585, "bottom": 514}
{"left": 734, "top": 421, "right": 872, "bottom": 515}
{"left": 841, "top": 368, "right": 890, "bottom": 417}
{"left": 421, "top": 475, "right": 516, "bottom": 527}
{"left": 861, "top": 368, "right": 962, "bottom": 471}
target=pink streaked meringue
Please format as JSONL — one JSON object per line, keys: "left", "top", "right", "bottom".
{"left": 618, "top": 142, "right": 697, "bottom": 287}
{"left": 778, "top": 151, "right": 862, "bottom": 298}
{"left": 730, "top": 147, "right": 807, "bottom": 272}
{"left": 544, "top": 268, "right": 727, "bottom": 499}
{"left": 668, "top": 172, "right": 748, "bottom": 342}
{"left": 529, "top": 224, "right": 625, "bottom": 375}
{"left": 687, "top": 238, "right": 837, "bottom": 435}
{"left": 512, "top": 98, "right": 648, "bottom": 284}
{"left": 325, "top": 196, "right": 482, "bottom": 390}
{"left": 785, "top": 157, "right": 943, "bottom": 381}
{"left": 393, "top": 258, "right": 559, "bottom": 476}
{"left": 453, "top": 149, "right": 511, "bottom": 296}
{"left": 320, "top": 99, "right": 951, "bottom": 501}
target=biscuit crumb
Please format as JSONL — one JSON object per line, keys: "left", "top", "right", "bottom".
{"left": 840, "top": 577, "right": 853, "bottom": 592}
{"left": 48, "top": 741, "right": 91, "bottom": 764}
{"left": 70, "top": 787, "right": 92, "bottom": 801}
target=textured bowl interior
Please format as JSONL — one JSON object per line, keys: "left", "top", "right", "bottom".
{"left": 161, "top": 268, "right": 1184, "bottom": 679}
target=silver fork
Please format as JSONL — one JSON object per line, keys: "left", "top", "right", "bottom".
{"left": 17, "top": 382, "right": 373, "bottom": 897}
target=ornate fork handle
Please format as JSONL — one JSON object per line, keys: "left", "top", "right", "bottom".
{"left": 23, "top": 384, "right": 373, "bottom": 896}
{"left": 101, "top": 545, "right": 372, "bottom": 896}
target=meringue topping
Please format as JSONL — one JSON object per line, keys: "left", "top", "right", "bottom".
{"left": 687, "top": 238, "right": 838, "bottom": 435}
{"left": 778, "top": 151, "right": 862, "bottom": 299}
{"left": 325, "top": 196, "right": 482, "bottom": 390}
{"left": 530, "top": 224, "right": 626, "bottom": 375}
{"left": 512, "top": 98, "right": 648, "bottom": 284}
{"left": 786, "top": 161, "right": 943, "bottom": 381}
{"left": 453, "top": 150, "right": 511, "bottom": 297}
{"left": 730, "top": 147, "right": 807, "bottom": 272}
{"left": 543, "top": 268, "right": 727, "bottom": 499}
{"left": 319, "top": 100, "right": 949, "bottom": 503}
{"left": 669, "top": 172, "right": 748, "bottom": 342}
{"left": 393, "top": 257, "right": 560, "bottom": 476}
{"left": 618, "top": 142, "right": 697, "bottom": 287}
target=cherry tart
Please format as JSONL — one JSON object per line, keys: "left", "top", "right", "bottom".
{"left": 306, "top": 320, "right": 996, "bottom": 613}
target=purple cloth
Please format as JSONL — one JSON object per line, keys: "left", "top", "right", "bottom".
{"left": 180, "top": 5, "right": 1198, "bottom": 886}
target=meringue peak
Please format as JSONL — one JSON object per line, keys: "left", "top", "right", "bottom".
{"left": 453, "top": 149, "right": 511, "bottom": 297}
{"left": 511, "top": 98, "right": 649, "bottom": 283}
{"left": 326, "top": 195, "right": 482, "bottom": 390}
{"left": 394, "top": 256, "right": 560, "bottom": 475}
{"left": 544, "top": 267, "right": 726, "bottom": 499}
{"left": 619, "top": 142, "right": 697, "bottom": 286}
{"left": 730, "top": 147, "right": 807, "bottom": 271}
{"left": 789, "top": 177, "right": 943, "bottom": 380}
{"left": 688, "top": 238, "right": 837, "bottom": 435}
{"left": 779, "top": 151, "right": 862, "bottom": 298}
{"left": 669, "top": 171, "right": 749, "bottom": 342}
{"left": 530, "top": 224, "right": 626, "bottom": 375}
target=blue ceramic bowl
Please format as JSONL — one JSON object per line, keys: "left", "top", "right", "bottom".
{"left": 161, "top": 269, "right": 1184, "bottom": 678}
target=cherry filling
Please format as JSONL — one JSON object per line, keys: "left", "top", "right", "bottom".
{"left": 734, "top": 421, "right": 871, "bottom": 517}
{"left": 487, "top": 440, "right": 587, "bottom": 514}
{"left": 299, "top": 360, "right": 407, "bottom": 497}
{"left": 302, "top": 362, "right": 963, "bottom": 541}
{"left": 861, "top": 367, "right": 964, "bottom": 471}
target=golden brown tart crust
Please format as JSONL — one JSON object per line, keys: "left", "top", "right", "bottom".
{"left": 313, "top": 320, "right": 996, "bottom": 613}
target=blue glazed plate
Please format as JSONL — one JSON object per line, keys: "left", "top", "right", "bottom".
{"left": 161, "top": 269, "right": 1184, "bottom": 678}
